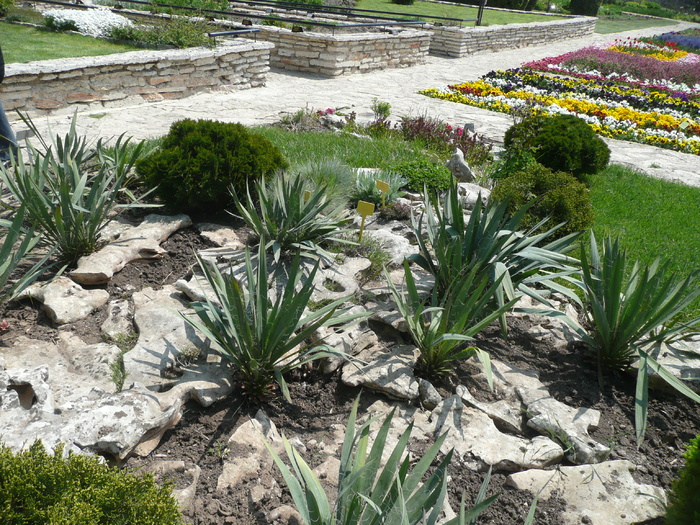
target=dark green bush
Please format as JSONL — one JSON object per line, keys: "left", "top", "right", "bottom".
{"left": 490, "top": 163, "right": 594, "bottom": 238}
{"left": 504, "top": 114, "right": 610, "bottom": 180}
{"left": 137, "top": 119, "right": 288, "bottom": 213}
{"left": 109, "top": 18, "right": 215, "bottom": 49}
{"left": 391, "top": 160, "right": 452, "bottom": 193}
{"left": 666, "top": 434, "right": 700, "bottom": 525}
{"left": 472, "top": 0, "right": 537, "bottom": 10}
{"left": 569, "top": 0, "right": 602, "bottom": 15}
{"left": 0, "top": 441, "right": 182, "bottom": 525}
{"left": 0, "top": 0, "right": 14, "bottom": 17}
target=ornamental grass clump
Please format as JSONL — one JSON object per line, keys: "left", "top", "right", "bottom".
{"left": 265, "top": 395, "right": 497, "bottom": 525}
{"left": 234, "top": 171, "right": 353, "bottom": 262}
{"left": 182, "top": 242, "right": 364, "bottom": 400}
{"left": 349, "top": 169, "right": 407, "bottom": 207}
{"left": 0, "top": 113, "right": 149, "bottom": 266}
{"left": 0, "top": 440, "right": 182, "bottom": 524}
{"left": 555, "top": 233, "right": 700, "bottom": 445}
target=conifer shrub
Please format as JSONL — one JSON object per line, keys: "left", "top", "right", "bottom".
{"left": 569, "top": 0, "right": 602, "bottom": 16}
{"left": 666, "top": 434, "right": 700, "bottom": 525}
{"left": 136, "top": 119, "right": 287, "bottom": 214}
{"left": 490, "top": 163, "right": 594, "bottom": 238}
{"left": 392, "top": 159, "right": 452, "bottom": 193}
{"left": 0, "top": 440, "right": 182, "bottom": 524}
{"left": 504, "top": 114, "right": 610, "bottom": 180}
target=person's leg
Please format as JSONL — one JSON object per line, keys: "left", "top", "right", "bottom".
{"left": 0, "top": 102, "right": 17, "bottom": 164}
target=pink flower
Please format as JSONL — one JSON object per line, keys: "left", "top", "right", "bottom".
{"left": 325, "top": 108, "right": 335, "bottom": 114}
{"left": 0, "top": 320, "right": 9, "bottom": 334}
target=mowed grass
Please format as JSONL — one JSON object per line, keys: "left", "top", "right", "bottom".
{"left": 253, "top": 126, "right": 439, "bottom": 170}
{"left": 0, "top": 22, "right": 137, "bottom": 63}
{"left": 355, "top": 0, "right": 563, "bottom": 25}
{"left": 589, "top": 164, "right": 700, "bottom": 321}
{"left": 595, "top": 15, "right": 679, "bottom": 34}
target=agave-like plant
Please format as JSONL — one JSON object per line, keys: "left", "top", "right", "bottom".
{"left": 387, "top": 260, "right": 517, "bottom": 383}
{"left": 0, "top": 206, "right": 50, "bottom": 304}
{"left": 234, "top": 171, "right": 353, "bottom": 263}
{"left": 0, "top": 113, "right": 151, "bottom": 266}
{"left": 409, "top": 179, "right": 581, "bottom": 334}
{"left": 264, "top": 395, "right": 498, "bottom": 525}
{"left": 182, "top": 241, "right": 364, "bottom": 400}
{"left": 350, "top": 169, "right": 407, "bottom": 207}
{"left": 576, "top": 234, "right": 700, "bottom": 445}
{"left": 531, "top": 234, "right": 700, "bottom": 445}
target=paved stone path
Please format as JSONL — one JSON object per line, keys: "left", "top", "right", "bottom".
{"left": 19, "top": 21, "right": 700, "bottom": 187}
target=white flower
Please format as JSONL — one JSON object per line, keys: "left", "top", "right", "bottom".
{"left": 44, "top": 6, "right": 132, "bottom": 38}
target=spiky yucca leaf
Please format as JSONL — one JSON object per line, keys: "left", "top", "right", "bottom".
{"left": 265, "top": 396, "right": 496, "bottom": 525}
{"left": 181, "top": 241, "right": 364, "bottom": 400}
{"left": 234, "top": 172, "right": 353, "bottom": 263}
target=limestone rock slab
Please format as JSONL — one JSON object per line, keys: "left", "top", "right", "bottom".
{"left": 341, "top": 344, "right": 420, "bottom": 400}
{"left": 197, "top": 222, "right": 245, "bottom": 248}
{"left": 125, "top": 285, "right": 232, "bottom": 406}
{"left": 70, "top": 213, "right": 192, "bottom": 285}
{"left": 506, "top": 461, "right": 666, "bottom": 525}
{"left": 17, "top": 276, "right": 109, "bottom": 325}
{"left": 431, "top": 395, "right": 563, "bottom": 472}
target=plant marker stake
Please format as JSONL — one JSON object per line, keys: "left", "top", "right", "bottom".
{"left": 356, "top": 200, "right": 375, "bottom": 242}
{"left": 303, "top": 190, "right": 311, "bottom": 203}
{"left": 376, "top": 180, "right": 390, "bottom": 208}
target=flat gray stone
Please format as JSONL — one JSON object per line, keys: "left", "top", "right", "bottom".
{"left": 17, "top": 276, "right": 110, "bottom": 325}
{"left": 101, "top": 299, "right": 134, "bottom": 342}
{"left": 197, "top": 222, "right": 245, "bottom": 248}
{"left": 341, "top": 344, "right": 420, "bottom": 400}
{"left": 70, "top": 213, "right": 192, "bottom": 285}
{"left": 507, "top": 461, "right": 666, "bottom": 525}
{"left": 431, "top": 395, "right": 563, "bottom": 472}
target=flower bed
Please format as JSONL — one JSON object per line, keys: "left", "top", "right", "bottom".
{"left": 421, "top": 37, "right": 700, "bottom": 155}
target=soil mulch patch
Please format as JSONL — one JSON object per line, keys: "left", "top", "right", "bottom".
{"left": 1, "top": 223, "right": 698, "bottom": 524}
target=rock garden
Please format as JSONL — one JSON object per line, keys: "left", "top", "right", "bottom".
{"left": 0, "top": 98, "right": 699, "bottom": 525}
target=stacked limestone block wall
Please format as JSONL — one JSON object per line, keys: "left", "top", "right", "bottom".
{"left": 259, "top": 27, "right": 431, "bottom": 76}
{"left": 0, "top": 40, "right": 274, "bottom": 115}
{"left": 430, "top": 16, "right": 596, "bottom": 57}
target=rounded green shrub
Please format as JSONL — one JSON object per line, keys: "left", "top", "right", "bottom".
{"left": 490, "top": 163, "right": 594, "bottom": 237}
{"left": 504, "top": 114, "right": 610, "bottom": 180}
{"left": 0, "top": 440, "right": 182, "bottom": 524}
{"left": 392, "top": 160, "right": 452, "bottom": 193}
{"left": 136, "top": 119, "right": 288, "bottom": 214}
{"left": 569, "top": 0, "right": 602, "bottom": 15}
{"left": 666, "top": 434, "right": 700, "bottom": 525}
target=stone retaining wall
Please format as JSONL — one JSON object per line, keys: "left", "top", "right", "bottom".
{"left": 430, "top": 16, "right": 596, "bottom": 57}
{"left": 0, "top": 40, "right": 273, "bottom": 115}
{"left": 259, "top": 27, "right": 431, "bottom": 76}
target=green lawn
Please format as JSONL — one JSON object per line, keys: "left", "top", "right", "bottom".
{"left": 595, "top": 15, "right": 679, "bottom": 34}
{"left": 589, "top": 165, "right": 700, "bottom": 321}
{"left": 0, "top": 21, "right": 137, "bottom": 64}
{"left": 355, "top": 0, "right": 564, "bottom": 25}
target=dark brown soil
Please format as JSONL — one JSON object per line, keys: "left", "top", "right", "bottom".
{"left": 1, "top": 224, "right": 698, "bottom": 525}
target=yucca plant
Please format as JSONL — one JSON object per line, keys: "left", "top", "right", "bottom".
{"left": 387, "top": 260, "right": 517, "bottom": 383}
{"left": 264, "top": 395, "right": 498, "bottom": 525}
{"left": 0, "top": 206, "right": 50, "bottom": 304}
{"left": 0, "top": 113, "right": 151, "bottom": 266}
{"left": 234, "top": 172, "right": 353, "bottom": 263}
{"left": 409, "top": 179, "right": 581, "bottom": 335}
{"left": 574, "top": 234, "right": 700, "bottom": 445}
{"left": 181, "top": 241, "right": 364, "bottom": 400}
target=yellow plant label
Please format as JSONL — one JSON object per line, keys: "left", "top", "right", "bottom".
{"left": 376, "top": 180, "right": 390, "bottom": 193}
{"left": 303, "top": 190, "right": 311, "bottom": 203}
{"left": 357, "top": 200, "right": 375, "bottom": 217}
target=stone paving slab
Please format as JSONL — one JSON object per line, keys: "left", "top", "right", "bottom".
{"left": 17, "top": 22, "right": 700, "bottom": 187}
